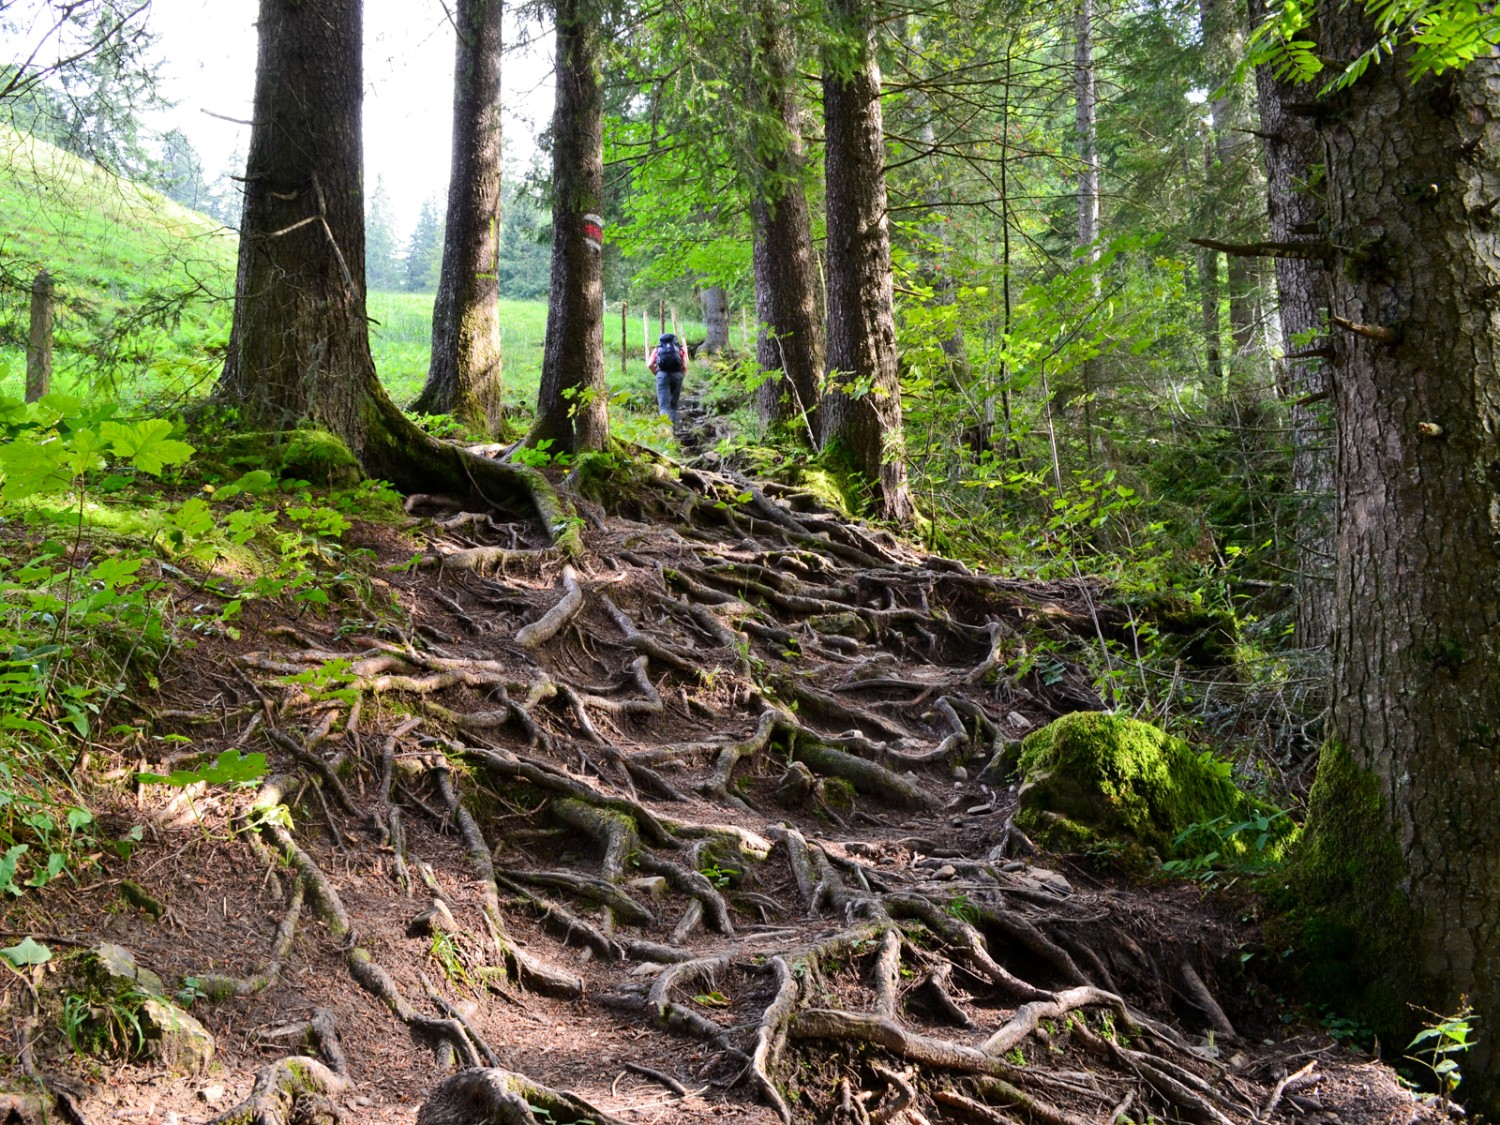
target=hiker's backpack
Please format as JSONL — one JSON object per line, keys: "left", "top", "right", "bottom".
{"left": 657, "top": 340, "right": 684, "bottom": 373}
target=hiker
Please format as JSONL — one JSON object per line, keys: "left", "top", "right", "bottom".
{"left": 648, "top": 332, "right": 687, "bottom": 425}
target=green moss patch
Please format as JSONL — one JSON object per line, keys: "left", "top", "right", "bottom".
{"left": 207, "top": 429, "right": 362, "bottom": 489}
{"left": 1014, "top": 711, "right": 1293, "bottom": 866}
{"left": 1270, "top": 740, "right": 1417, "bottom": 1041}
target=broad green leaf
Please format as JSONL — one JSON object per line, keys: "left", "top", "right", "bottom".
{"left": 140, "top": 749, "right": 267, "bottom": 788}
{"left": 0, "top": 845, "right": 26, "bottom": 895}
{"left": 101, "top": 419, "right": 195, "bottom": 475}
{"left": 1, "top": 936, "right": 52, "bottom": 967}
{"left": 0, "top": 438, "right": 73, "bottom": 501}
{"left": 91, "top": 556, "right": 144, "bottom": 590}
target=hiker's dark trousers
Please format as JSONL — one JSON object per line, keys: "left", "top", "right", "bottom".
{"left": 656, "top": 369, "right": 683, "bottom": 424}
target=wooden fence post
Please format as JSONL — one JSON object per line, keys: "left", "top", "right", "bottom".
{"left": 620, "top": 302, "right": 628, "bottom": 376}
{"left": 26, "top": 269, "right": 53, "bottom": 403}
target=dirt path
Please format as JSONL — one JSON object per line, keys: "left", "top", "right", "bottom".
{"left": 1, "top": 456, "right": 1436, "bottom": 1125}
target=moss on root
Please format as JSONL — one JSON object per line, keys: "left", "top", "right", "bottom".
{"left": 1013, "top": 711, "right": 1293, "bottom": 866}
{"left": 211, "top": 430, "right": 363, "bottom": 488}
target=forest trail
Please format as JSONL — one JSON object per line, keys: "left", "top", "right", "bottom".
{"left": 2, "top": 443, "right": 1434, "bottom": 1125}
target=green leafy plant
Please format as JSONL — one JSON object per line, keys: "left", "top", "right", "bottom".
{"left": 698, "top": 861, "right": 741, "bottom": 889}
{"left": 1160, "top": 808, "right": 1293, "bottom": 887}
{"left": 1404, "top": 1004, "right": 1476, "bottom": 1107}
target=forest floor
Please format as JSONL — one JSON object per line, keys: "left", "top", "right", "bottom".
{"left": 0, "top": 399, "right": 1441, "bottom": 1125}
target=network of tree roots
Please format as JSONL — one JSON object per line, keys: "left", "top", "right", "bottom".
{"left": 3, "top": 402, "right": 1438, "bottom": 1125}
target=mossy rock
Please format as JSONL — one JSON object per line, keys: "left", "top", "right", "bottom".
{"left": 210, "top": 429, "right": 362, "bottom": 489}
{"left": 86, "top": 943, "right": 215, "bottom": 1072}
{"left": 1014, "top": 712, "right": 1293, "bottom": 867}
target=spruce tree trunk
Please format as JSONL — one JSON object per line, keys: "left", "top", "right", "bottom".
{"left": 1201, "top": 0, "right": 1267, "bottom": 364}
{"left": 1297, "top": 25, "right": 1500, "bottom": 1104}
{"left": 216, "top": 0, "right": 558, "bottom": 528}
{"left": 1195, "top": 133, "right": 1225, "bottom": 385}
{"left": 1249, "top": 0, "right": 1333, "bottom": 650}
{"left": 412, "top": 0, "right": 505, "bottom": 436}
{"left": 820, "top": 0, "right": 913, "bottom": 522}
{"left": 217, "top": 0, "right": 374, "bottom": 436}
{"left": 529, "top": 0, "right": 608, "bottom": 454}
{"left": 1073, "top": 0, "right": 1100, "bottom": 457}
{"left": 748, "top": 0, "right": 824, "bottom": 439}
{"left": 701, "top": 286, "right": 729, "bottom": 352}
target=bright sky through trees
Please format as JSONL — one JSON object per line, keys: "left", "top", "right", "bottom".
{"left": 61, "top": 0, "right": 552, "bottom": 239}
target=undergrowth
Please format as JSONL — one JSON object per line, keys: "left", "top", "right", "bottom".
{"left": 0, "top": 393, "right": 402, "bottom": 900}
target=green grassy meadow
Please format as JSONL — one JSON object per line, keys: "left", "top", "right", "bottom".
{"left": 0, "top": 125, "right": 745, "bottom": 451}
{"left": 0, "top": 127, "right": 237, "bottom": 403}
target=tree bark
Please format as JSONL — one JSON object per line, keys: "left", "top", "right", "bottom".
{"left": 747, "top": 0, "right": 824, "bottom": 440}
{"left": 1297, "top": 22, "right": 1500, "bottom": 1106}
{"left": 1248, "top": 0, "right": 1333, "bottom": 650}
{"left": 1074, "top": 0, "right": 1100, "bottom": 458}
{"left": 820, "top": 0, "right": 914, "bottom": 522}
{"left": 25, "top": 269, "right": 51, "bottom": 403}
{"left": 217, "top": 0, "right": 374, "bottom": 436}
{"left": 1194, "top": 131, "right": 1225, "bottom": 385}
{"left": 412, "top": 0, "right": 505, "bottom": 436}
{"left": 214, "top": 0, "right": 560, "bottom": 533}
{"left": 529, "top": 0, "right": 608, "bottom": 454}
{"left": 701, "top": 286, "right": 729, "bottom": 352}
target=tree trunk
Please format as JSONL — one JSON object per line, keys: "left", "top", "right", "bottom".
{"left": 820, "top": 0, "right": 913, "bottom": 522}
{"left": 1248, "top": 0, "right": 1333, "bottom": 650}
{"left": 215, "top": 0, "right": 563, "bottom": 536}
{"left": 747, "top": 0, "right": 824, "bottom": 440}
{"left": 1194, "top": 131, "right": 1225, "bottom": 385}
{"left": 701, "top": 286, "right": 729, "bottom": 352}
{"left": 412, "top": 0, "right": 505, "bottom": 436}
{"left": 529, "top": 0, "right": 608, "bottom": 454}
{"left": 217, "top": 0, "right": 386, "bottom": 446}
{"left": 1073, "top": 0, "right": 1100, "bottom": 458}
{"left": 1296, "top": 23, "right": 1500, "bottom": 1105}
{"left": 25, "top": 269, "right": 52, "bottom": 403}
{"left": 1200, "top": 0, "right": 1267, "bottom": 364}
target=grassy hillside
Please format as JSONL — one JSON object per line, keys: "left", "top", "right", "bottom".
{"left": 0, "top": 125, "right": 729, "bottom": 449}
{"left": 0, "top": 126, "right": 237, "bottom": 403}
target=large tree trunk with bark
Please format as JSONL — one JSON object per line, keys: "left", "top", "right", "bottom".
{"left": 529, "top": 0, "right": 608, "bottom": 454}
{"left": 412, "top": 0, "right": 505, "bottom": 436}
{"left": 217, "top": 0, "right": 377, "bottom": 440}
{"left": 747, "top": 0, "right": 824, "bottom": 440}
{"left": 1296, "top": 24, "right": 1500, "bottom": 1106}
{"left": 701, "top": 286, "right": 729, "bottom": 353}
{"left": 820, "top": 0, "right": 914, "bottom": 522}
{"left": 1248, "top": 0, "right": 1333, "bottom": 650}
{"left": 216, "top": 0, "right": 570, "bottom": 539}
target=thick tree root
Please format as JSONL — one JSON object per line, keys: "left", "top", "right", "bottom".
{"left": 417, "top": 1067, "right": 626, "bottom": 1125}
{"left": 208, "top": 1057, "right": 349, "bottom": 1125}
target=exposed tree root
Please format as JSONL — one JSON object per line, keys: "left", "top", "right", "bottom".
{"left": 208, "top": 1057, "right": 349, "bottom": 1125}
{"left": 119, "top": 460, "right": 1407, "bottom": 1125}
{"left": 191, "top": 876, "right": 306, "bottom": 1001}
{"left": 417, "top": 1067, "right": 626, "bottom": 1125}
